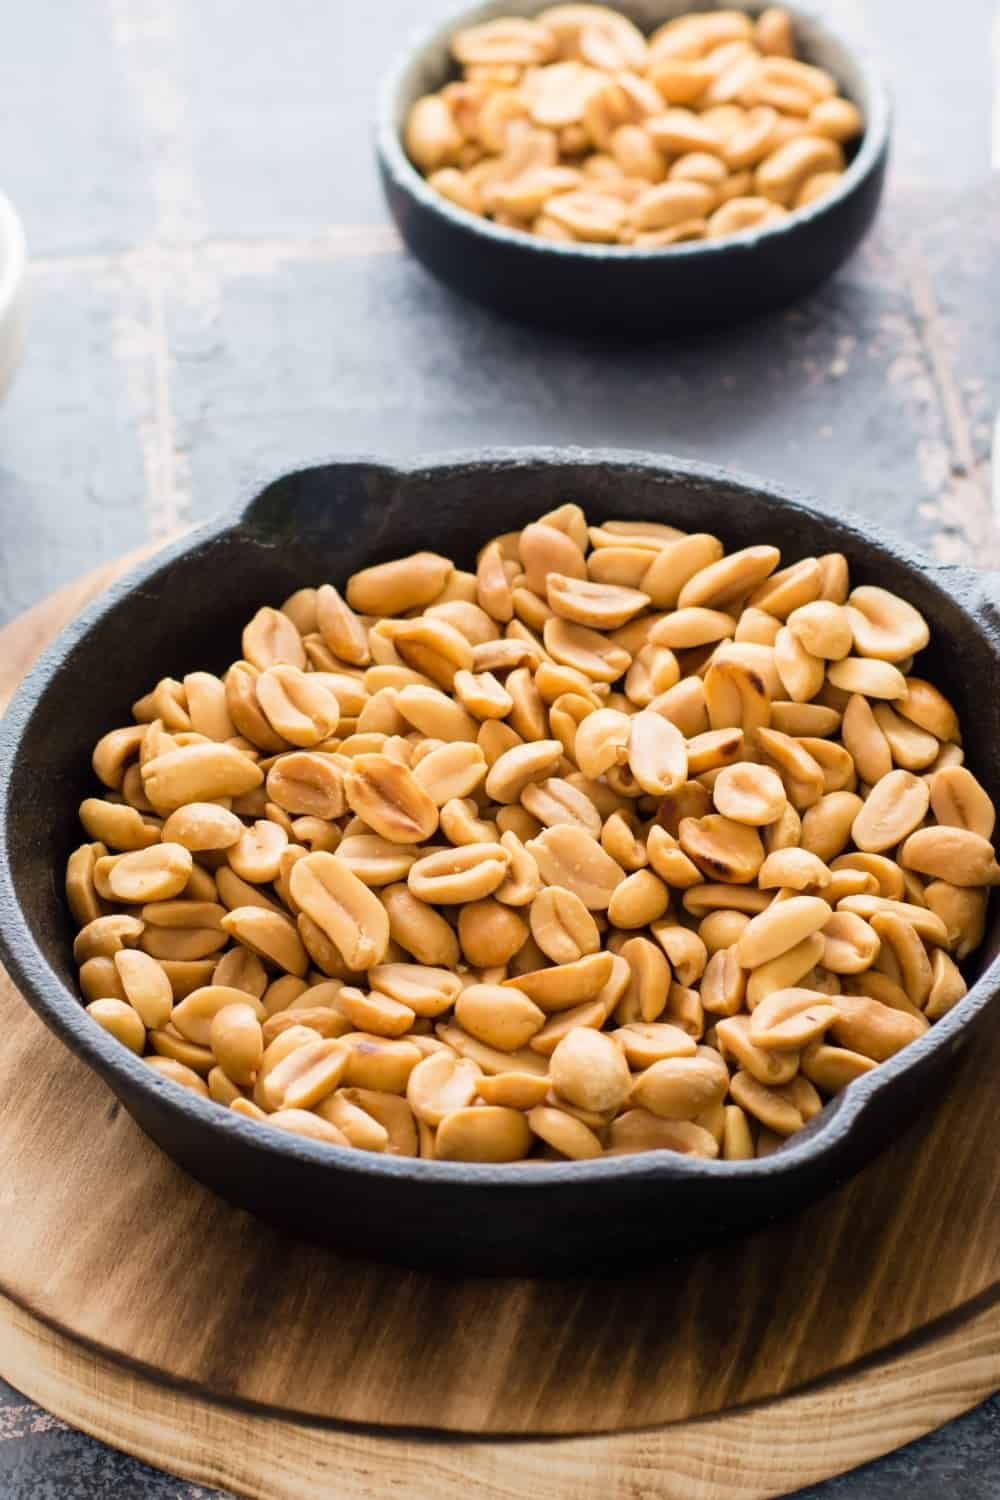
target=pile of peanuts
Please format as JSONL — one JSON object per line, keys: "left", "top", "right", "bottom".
{"left": 67, "top": 504, "right": 999, "bottom": 1165}
{"left": 404, "top": 5, "right": 863, "bottom": 247}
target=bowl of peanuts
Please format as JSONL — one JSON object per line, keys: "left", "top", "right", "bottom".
{"left": 1, "top": 450, "right": 996, "bottom": 1273}
{"left": 375, "top": 2, "right": 890, "bottom": 332}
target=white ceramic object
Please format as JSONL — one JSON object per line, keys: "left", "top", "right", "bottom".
{"left": 0, "top": 191, "right": 28, "bottom": 400}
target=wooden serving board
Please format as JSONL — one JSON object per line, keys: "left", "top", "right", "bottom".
{"left": 0, "top": 557, "right": 997, "bottom": 1498}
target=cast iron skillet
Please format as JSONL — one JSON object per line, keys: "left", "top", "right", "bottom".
{"left": 375, "top": 0, "right": 891, "bottom": 334}
{"left": 0, "top": 451, "right": 997, "bottom": 1275}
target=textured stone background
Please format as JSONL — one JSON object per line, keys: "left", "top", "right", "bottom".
{"left": 0, "top": 0, "right": 997, "bottom": 1494}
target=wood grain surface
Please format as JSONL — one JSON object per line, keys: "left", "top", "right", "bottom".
{"left": 3, "top": 1292, "right": 999, "bottom": 1500}
{"left": 0, "top": 555, "right": 997, "bottom": 1454}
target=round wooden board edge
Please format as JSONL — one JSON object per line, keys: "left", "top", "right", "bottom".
{"left": 3, "top": 1290, "right": 998, "bottom": 1500}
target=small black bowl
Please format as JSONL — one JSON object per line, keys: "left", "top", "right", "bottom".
{"left": 375, "top": 0, "right": 891, "bottom": 334}
{"left": 0, "top": 451, "right": 996, "bottom": 1275}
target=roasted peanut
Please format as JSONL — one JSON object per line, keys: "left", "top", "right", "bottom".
{"left": 69, "top": 499, "right": 994, "bottom": 1169}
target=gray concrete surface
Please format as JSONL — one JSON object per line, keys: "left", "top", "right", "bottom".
{"left": 0, "top": 0, "right": 996, "bottom": 1494}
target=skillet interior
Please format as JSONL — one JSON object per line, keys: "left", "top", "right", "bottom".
{"left": 1, "top": 452, "right": 996, "bottom": 1271}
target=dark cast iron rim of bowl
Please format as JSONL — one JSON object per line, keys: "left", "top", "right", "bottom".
{"left": 0, "top": 448, "right": 997, "bottom": 1201}
{"left": 373, "top": 0, "right": 892, "bottom": 263}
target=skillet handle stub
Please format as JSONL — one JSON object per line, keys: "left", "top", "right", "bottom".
{"left": 237, "top": 459, "right": 403, "bottom": 544}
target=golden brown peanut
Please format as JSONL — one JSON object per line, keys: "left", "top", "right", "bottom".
{"left": 574, "top": 708, "right": 631, "bottom": 778}
{"left": 67, "top": 842, "right": 109, "bottom": 927}
{"left": 829, "top": 994, "right": 927, "bottom": 1061}
{"left": 544, "top": 616, "right": 631, "bottom": 682}
{"left": 645, "top": 927, "right": 704, "bottom": 992}
{"left": 208, "top": 1002, "right": 265, "bottom": 1085}
{"left": 678, "top": 813, "right": 764, "bottom": 884}
{"left": 900, "top": 826, "right": 1000, "bottom": 887}
{"left": 367, "top": 962, "right": 462, "bottom": 1017}
{"left": 336, "top": 986, "right": 415, "bottom": 1038}
{"left": 924, "top": 882, "right": 987, "bottom": 959}
{"left": 871, "top": 701, "right": 939, "bottom": 771}
{"left": 601, "top": 808, "right": 648, "bottom": 869}
{"left": 73, "top": 913, "right": 145, "bottom": 964}
{"left": 925, "top": 948, "right": 968, "bottom": 1022}
{"left": 607, "top": 868, "right": 669, "bottom": 928}
{"left": 841, "top": 694, "right": 892, "bottom": 785}
{"left": 611, "top": 936, "right": 667, "bottom": 1026}
{"left": 336, "top": 835, "right": 418, "bottom": 887}
{"left": 344, "top": 754, "right": 439, "bottom": 845}
{"left": 476, "top": 1072, "right": 550, "bottom": 1110}
{"left": 526, "top": 824, "right": 625, "bottom": 909}
{"left": 528, "top": 1105, "right": 603, "bottom": 1159}
{"left": 314, "top": 582, "right": 370, "bottom": 665}
{"left": 406, "top": 1051, "right": 482, "bottom": 1126}
{"left": 266, "top": 751, "right": 345, "bottom": 819}
{"left": 86, "top": 998, "right": 146, "bottom": 1054}
{"left": 339, "top": 1034, "right": 421, "bottom": 1095}
{"left": 337, "top": 1088, "right": 418, "bottom": 1155}
{"left": 630, "top": 1051, "right": 728, "bottom": 1120}
{"left": 79, "top": 798, "right": 159, "bottom": 852}
{"left": 614, "top": 1022, "right": 695, "bottom": 1072}
{"left": 255, "top": 666, "right": 340, "bottom": 748}
{"left": 456, "top": 897, "right": 529, "bottom": 968}
{"left": 381, "top": 882, "right": 461, "bottom": 967}
{"left": 644, "top": 824, "right": 700, "bottom": 888}
{"left": 314, "top": 1093, "right": 388, "bottom": 1151}
{"left": 289, "top": 851, "right": 391, "bottom": 969}
{"left": 736, "top": 894, "right": 832, "bottom": 967}
{"left": 142, "top": 744, "right": 263, "bottom": 813}
{"left": 148, "top": 1023, "right": 216, "bottom": 1074}
{"left": 546, "top": 571, "right": 650, "bottom": 629}
{"left": 715, "top": 1013, "right": 799, "bottom": 1085}
{"left": 263, "top": 1108, "right": 348, "bottom": 1146}
{"left": 748, "top": 987, "right": 838, "bottom": 1050}
{"left": 897, "top": 677, "right": 960, "bottom": 742}
{"left": 505, "top": 950, "right": 614, "bottom": 1013}
{"left": 712, "top": 762, "right": 787, "bottom": 826}
{"left": 607, "top": 1109, "right": 718, "bottom": 1157}
{"left": 627, "top": 709, "right": 687, "bottom": 795}
{"left": 799, "top": 791, "right": 864, "bottom": 861}
{"left": 929, "top": 766, "right": 995, "bottom": 841}
{"left": 729, "top": 1070, "right": 803, "bottom": 1135}
{"left": 820, "top": 911, "right": 880, "bottom": 974}
{"left": 825, "top": 656, "right": 908, "bottom": 701}
{"left": 114, "top": 949, "right": 173, "bottom": 1029}
{"left": 484, "top": 739, "right": 563, "bottom": 803}
{"left": 699, "top": 911, "right": 749, "bottom": 959}
{"left": 800, "top": 1039, "right": 876, "bottom": 1093}
{"left": 408, "top": 842, "right": 511, "bottom": 903}
{"left": 161, "top": 802, "right": 244, "bottom": 852}
{"left": 93, "top": 724, "right": 146, "bottom": 790}
{"left": 845, "top": 585, "right": 929, "bottom": 662}
{"left": 521, "top": 776, "right": 602, "bottom": 836}
{"left": 103, "top": 844, "right": 193, "bottom": 904}
{"left": 226, "top": 819, "right": 286, "bottom": 885}
{"left": 530, "top": 885, "right": 600, "bottom": 964}
{"left": 550, "top": 1026, "right": 631, "bottom": 1112}
{"left": 347, "top": 552, "right": 452, "bottom": 616}
{"left": 455, "top": 984, "right": 545, "bottom": 1051}
{"left": 699, "top": 945, "right": 746, "bottom": 1017}
{"left": 144, "top": 1056, "right": 211, "bottom": 1095}
{"left": 869, "top": 912, "right": 932, "bottom": 1009}
{"left": 439, "top": 797, "right": 499, "bottom": 847}
{"left": 436, "top": 1105, "right": 532, "bottom": 1162}
{"left": 849, "top": 769, "right": 929, "bottom": 853}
